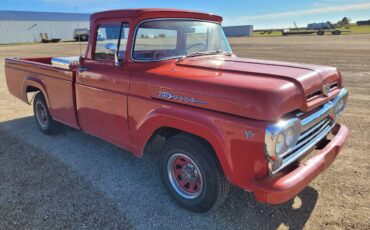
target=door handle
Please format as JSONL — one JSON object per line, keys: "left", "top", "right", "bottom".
{"left": 77, "top": 66, "right": 88, "bottom": 73}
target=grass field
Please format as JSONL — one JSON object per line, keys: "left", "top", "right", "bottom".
{"left": 253, "top": 24, "right": 370, "bottom": 37}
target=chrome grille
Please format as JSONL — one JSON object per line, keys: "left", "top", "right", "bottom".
{"left": 272, "top": 104, "right": 336, "bottom": 174}
{"left": 266, "top": 88, "right": 348, "bottom": 175}
{"left": 281, "top": 116, "right": 333, "bottom": 161}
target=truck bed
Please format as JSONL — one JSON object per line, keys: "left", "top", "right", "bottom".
{"left": 5, "top": 57, "right": 80, "bottom": 128}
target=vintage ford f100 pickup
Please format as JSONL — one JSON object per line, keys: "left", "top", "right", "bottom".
{"left": 5, "top": 9, "right": 348, "bottom": 212}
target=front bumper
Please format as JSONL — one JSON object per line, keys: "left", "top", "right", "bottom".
{"left": 252, "top": 123, "right": 348, "bottom": 204}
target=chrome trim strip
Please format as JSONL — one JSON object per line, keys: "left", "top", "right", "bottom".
{"left": 301, "top": 102, "right": 333, "bottom": 132}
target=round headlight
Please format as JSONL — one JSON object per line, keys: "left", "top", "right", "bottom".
{"left": 335, "top": 98, "right": 345, "bottom": 115}
{"left": 285, "top": 127, "right": 295, "bottom": 147}
{"left": 276, "top": 133, "right": 286, "bottom": 155}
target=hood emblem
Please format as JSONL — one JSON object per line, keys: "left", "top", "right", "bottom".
{"left": 159, "top": 92, "right": 208, "bottom": 104}
{"left": 322, "top": 83, "right": 331, "bottom": 97}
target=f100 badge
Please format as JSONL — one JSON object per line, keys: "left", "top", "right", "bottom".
{"left": 158, "top": 92, "right": 208, "bottom": 104}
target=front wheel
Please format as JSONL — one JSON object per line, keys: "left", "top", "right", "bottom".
{"left": 33, "top": 92, "right": 62, "bottom": 135}
{"left": 159, "top": 134, "right": 229, "bottom": 212}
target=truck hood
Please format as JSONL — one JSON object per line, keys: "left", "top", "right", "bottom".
{"left": 146, "top": 56, "right": 342, "bottom": 121}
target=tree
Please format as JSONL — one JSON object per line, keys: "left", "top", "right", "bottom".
{"left": 338, "top": 17, "right": 351, "bottom": 26}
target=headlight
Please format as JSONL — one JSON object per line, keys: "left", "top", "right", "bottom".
{"left": 332, "top": 88, "right": 348, "bottom": 117}
{"left": 276, "top": 133, "right": 287, "bottom": 155}
{"left": 265, "top": 118, "right": 302, "bottom": 164}
{"left": 285, "top": 127, "right": 296, "bottom": 147}
{"left": 334, "top": 96, "right": 347, "bottom": 116}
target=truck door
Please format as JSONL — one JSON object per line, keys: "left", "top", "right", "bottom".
{"left": 76, "top": 22, "right": 131, "bottom": 148}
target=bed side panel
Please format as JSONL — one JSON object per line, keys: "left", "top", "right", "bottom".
{"left": 5, "top": 58, "right": 79, "bottom": 129}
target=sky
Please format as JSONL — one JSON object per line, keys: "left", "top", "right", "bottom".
{"left": 1, "top": 0, "right": 370, "bottom": 29}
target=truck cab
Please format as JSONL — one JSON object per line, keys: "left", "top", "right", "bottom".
{"left": 5, "top": 9, "right": 349, "bottom": 212}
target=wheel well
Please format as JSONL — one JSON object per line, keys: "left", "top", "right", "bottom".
{"left": 144, "top": 127, "right": 226, "bottom": 182}
{"left": 143, "top": 127, "right": 215, "bottom": 157}
{"left": 26, "top": 86, "right": 41, "bottom": 103}
{"left": 143, "top": 127, "right": 181, "bottom": 154}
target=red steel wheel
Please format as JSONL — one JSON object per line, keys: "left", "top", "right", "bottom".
{"left": 167, "top": 153, "right": 203, "bottom": 199}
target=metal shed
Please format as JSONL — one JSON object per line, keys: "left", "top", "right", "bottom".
{"left": 0, "top": 11, "right": 90, "bottom": 44}
{"left": 222, "top": 25, "right": 253, "bottom": 37}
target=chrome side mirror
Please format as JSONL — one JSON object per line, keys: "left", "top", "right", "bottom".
{"left": 105, "top": 42, "right": 117, "bottom": 53}
{"left": 104, "top": 43, "right": 121, "bottom": 66}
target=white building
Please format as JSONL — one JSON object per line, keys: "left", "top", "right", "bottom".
{"left": 223, "top": 25, "right": 253, "bottom": 37}
{"left": 0, "top": 11, "right": 90, "bottom": 44}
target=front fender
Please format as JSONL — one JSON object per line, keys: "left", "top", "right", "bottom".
{"left": 133, "top": 106, "right": 229, "bottom": 172}
{"left": 129, "top": 99, "right": 268, "bottom": 189}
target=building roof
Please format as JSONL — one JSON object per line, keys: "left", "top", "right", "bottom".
{"left": 0, "top": 10, "right": 90, "bottom": 21}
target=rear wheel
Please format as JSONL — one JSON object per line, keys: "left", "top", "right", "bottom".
{"left": 159, "top": 134, "right": 229, "bottom": 212}
{"left": 81, "top": 35, "right": 88, "bottom": 41}
{"left": 332, "top": 30, "right": 341, "bottom": 35}
{"left": 33, "top": 92, "right": 62, "bottom": 135}
{"left": 317, "top": 30, "right": 325, "bottom": 35}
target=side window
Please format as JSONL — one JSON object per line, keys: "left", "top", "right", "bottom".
{"left": 133, "top": 26, "right": 177, "bottom": 60}
{"left": 94, "top": 23, "right": 130, "bottom": 61}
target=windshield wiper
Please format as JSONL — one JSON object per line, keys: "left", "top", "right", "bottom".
{"left": 185, "top": 50, "right": 232, "bottom": 58}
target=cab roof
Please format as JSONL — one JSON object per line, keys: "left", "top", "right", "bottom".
{"left": 90, "top": 8, "right": 223, "bottom": 23}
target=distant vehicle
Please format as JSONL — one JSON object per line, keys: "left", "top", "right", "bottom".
{"left": 73, "top": 28, "right": 89, "bottom": 41}
{"left": 283, "top": 21, "right": 350, "bottom": 36}
{"left": 39, "top": 33, "right": 61, "bottom": 43}
{"left": 307, "top": 22, "right": 332, "bottom": 30}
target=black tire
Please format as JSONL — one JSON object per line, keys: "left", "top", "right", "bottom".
{"left": 33, "top": 92, "right": 62, "bottom": 135}
{"left": 159, "top": 133, "right": 229, "bottom": 212}
{"left": 332, "top": 30, "right": 341, "bottom": 35}
{"left": 317, "top": 30, "right": 325, "bottom": 36}
{"left": 81, "top": 35, "right": 88, "bottom": 41}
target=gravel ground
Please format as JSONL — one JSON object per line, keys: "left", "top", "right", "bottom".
{"left": 0, "top": 129, "right": 132, "bottom": 229}
{"left": 0, "top": 34, "right": 369, "bottom": 229}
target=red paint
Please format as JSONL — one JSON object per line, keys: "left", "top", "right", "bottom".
{"left": 5, "top": 9, "right": 348, "bottom": 204}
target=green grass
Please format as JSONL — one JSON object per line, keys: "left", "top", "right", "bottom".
{"left": 252, "top": 24, "right": 370, "bottom": 37}
{"left": 252, "top": 30, "right": 283, "bottom": 37}
{"left": 337, "top": 25, "right": 370, "bottom": 34}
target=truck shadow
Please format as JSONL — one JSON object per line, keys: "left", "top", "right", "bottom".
{"left": 0, "top": 116, "right": 318, "bottom": 229}
{"left": 219, "top": 185, "right": 318, "bottom": 229}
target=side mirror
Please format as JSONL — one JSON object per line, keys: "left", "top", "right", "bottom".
{"left": 105, "top": 42, "right": 117, "bottom": 53}
{"left": 104, "top": 43, "right": 121, "bottom": 67}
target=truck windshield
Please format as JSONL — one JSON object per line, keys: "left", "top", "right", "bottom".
{"left": 133, "top": 20, "right": 232, "bottom": 61}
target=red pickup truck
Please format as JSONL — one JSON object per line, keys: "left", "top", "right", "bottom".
{"left": 5, "top": 9, "right": 349, "bottom": 212}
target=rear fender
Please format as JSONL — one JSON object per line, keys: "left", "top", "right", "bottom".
{"left": 22, "top": 76, "right": 50, "bottom": 107}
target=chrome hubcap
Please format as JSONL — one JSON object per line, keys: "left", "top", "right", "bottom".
{"left": 167, "top": 153, "right": 203, "bottom": 199}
